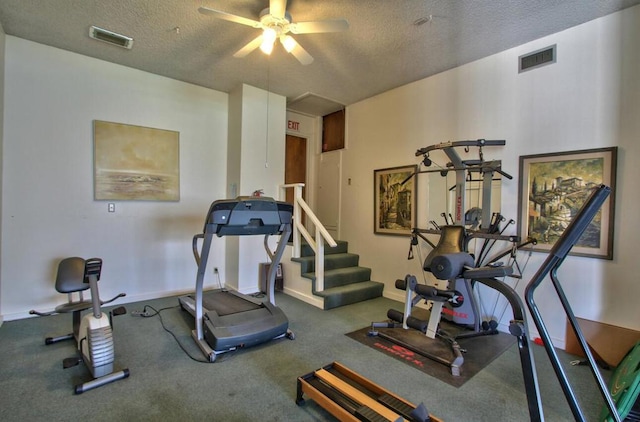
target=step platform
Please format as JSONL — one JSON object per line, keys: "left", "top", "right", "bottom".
{"left": 296, "top": 361, "right": 441, "bottom": 422}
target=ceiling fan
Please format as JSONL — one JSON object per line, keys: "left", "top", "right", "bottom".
{"left": 198, "top": 0, "right": 349, "bottom": 65}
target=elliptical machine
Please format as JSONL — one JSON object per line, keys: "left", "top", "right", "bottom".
{"left": 30, "top": 257, "right": 129, "bottom": 394}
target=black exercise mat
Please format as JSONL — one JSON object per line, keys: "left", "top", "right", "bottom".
{"left": 346, "top": 318, "right": 515, "bottom": 388}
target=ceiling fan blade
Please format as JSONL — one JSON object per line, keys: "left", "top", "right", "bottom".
{"left": 233, "top": 34, "right": 264, "bottom": 58}
{"left": 289, "top": 19, "right": 349, "bottom": 34}
{"left": 287, "top": 38, "right": 314, "bottom": 65}
{"left": 198, "top": 7, "right": 262, "bottom": 28}
{"left": 269, "top": 0, "right": 287, "bottom": 20}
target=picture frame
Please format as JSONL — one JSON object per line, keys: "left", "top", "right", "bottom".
{"left": 374, "top": 165, "right": 417, "bottom": 236}
{"left": 517, "top": 147, "right": 617, "bottom": 259}
{"left": 94, "top": 120, "right": 180, "bottom": 201}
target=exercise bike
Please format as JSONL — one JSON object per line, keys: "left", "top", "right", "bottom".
{"left": 30, "top": 257, "right": 129, "bottom": 394}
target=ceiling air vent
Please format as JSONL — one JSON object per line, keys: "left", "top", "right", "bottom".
{"left": 519, "top": 44, "right": 556, "bottom": 73}
{"left": 287, "top": 92, "right": 345, "bottom": 116}
{"left": 89, "top": 26, "right": 133, "bottom": 49}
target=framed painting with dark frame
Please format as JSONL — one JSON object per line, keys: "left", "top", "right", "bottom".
{"left": 374, "top": 165, "right": 417, "bottom": 236}
{"left": 517, "top": 147, "right": 617, "bottom": 259}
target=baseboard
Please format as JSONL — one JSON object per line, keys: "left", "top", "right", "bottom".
{"left": 282, "top": 287, "right": 324, "bottom": 309}
{"left": 382, "top": 290, "right": 405, "bottom": 303}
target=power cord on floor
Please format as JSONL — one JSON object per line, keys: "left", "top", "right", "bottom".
{"left": 130, "top": 304, "right": 215, "bottom": 364}
{"left": 570, "top": 358, "right": 611, "bottom": 370}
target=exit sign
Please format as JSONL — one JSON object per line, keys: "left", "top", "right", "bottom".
{"left": 287, "top": 120, "right": 300, "bottom": 131}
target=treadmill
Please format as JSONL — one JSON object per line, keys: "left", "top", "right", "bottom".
{"left": 179, "top": 196, "right": 294, "bottom": 362}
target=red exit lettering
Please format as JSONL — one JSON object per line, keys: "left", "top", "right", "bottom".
{"left": 287, "top": 120, "right": 300, "bottom": 131}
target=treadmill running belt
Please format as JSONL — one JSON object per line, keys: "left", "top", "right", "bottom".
{"left": 201, "top": 291, "right": 261, "bottom": 316}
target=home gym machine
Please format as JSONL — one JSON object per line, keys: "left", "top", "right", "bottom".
{"left": 409, "top": 139, "right": 526, "bottom": 329}
{"left": 525, "top": 184, "right": 639, "bottom": 422}
{"left": 370, "top": 139, "right": 534, "bottom": 376}
{"left": 30, "top": 257, "right": 129, "bottom": 394}
{"left": 179, "top": 196, "right": 295, "bottom": 362}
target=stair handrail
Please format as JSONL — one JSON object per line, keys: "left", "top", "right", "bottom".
{"left": 280, "top": 183, "right": 337, "bottom": 292}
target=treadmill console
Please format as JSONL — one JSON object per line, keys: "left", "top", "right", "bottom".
{"left": 204, "top": 197, "right": 293, "bottom": 236}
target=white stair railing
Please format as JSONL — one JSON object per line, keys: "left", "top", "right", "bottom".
{"left": 280, "top": 183, "right": 337, "bottom": 292}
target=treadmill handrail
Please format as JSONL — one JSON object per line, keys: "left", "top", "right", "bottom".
{"left": 193, "top": 233, "right": 204, "bottom": 267}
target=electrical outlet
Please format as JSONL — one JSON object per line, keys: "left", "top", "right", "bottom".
{"left": 213, "top": 267, "right": 219, "bottom": 274}
{"left": 108, "top": 203, "right": 115, "bottom": 212}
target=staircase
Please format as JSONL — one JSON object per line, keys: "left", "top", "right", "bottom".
{"left": 291, "top": 240, "right": 384, "bottom": 310}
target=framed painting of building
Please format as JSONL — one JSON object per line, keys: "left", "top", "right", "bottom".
{"left": 517, "top": 147, "right": 617, "bottom": 259}
{"left": 374, "top": 165, "right": 417, "bottom": 236}
{"left": 94, "top": 120, "right": 180, "bottom": 201}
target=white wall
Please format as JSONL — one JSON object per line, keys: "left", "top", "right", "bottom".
{"left": 1, "top": 37, "right": 229, "bottom": 319}
{"left": 226, "top": 84, "right": 287, "bottom": 294}
{"left": 339, "top": 5, "right": 640, "bottom": 346}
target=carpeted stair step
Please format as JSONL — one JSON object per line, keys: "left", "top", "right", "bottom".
{"left": 290, "top": 238, "right": 384, "bottom": 309}
{"left": 300, "top": 240, "right": 349, "bottom": 257}
{"left": 291, "top": 252, "right": 360, "bottom": 274}
{"left": 314, "top": 281, "right": 385, "bottom": 310}
{"left": 303, "top": 267, "right": 372, "bottom": 290}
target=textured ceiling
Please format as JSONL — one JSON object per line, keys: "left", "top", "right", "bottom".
{"left": 1, "top": 0, "right": 638, "bottom": 115}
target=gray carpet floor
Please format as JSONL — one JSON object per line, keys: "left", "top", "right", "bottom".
{"left": 0, "top": 293, "right": 611, "bottom": 421}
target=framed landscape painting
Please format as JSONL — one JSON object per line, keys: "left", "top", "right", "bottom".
{"left": 94, "top": 120, "right": 180, "bottom": 201}
{"left": 518, "top": 147, "right": 617, "bottom": 259}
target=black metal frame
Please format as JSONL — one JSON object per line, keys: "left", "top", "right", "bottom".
{"left": 525, "top": 185, "right": 620, "bottom": 421}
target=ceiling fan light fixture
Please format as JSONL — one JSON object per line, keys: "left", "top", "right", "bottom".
{"left": 260, "top": 28, "right": 277, "bottom": 54}
{"left": 198, "top": 3, "right": 348, "bottom": 65}
{"left": 281, "top": 35, "right": 296, "bottom": 53}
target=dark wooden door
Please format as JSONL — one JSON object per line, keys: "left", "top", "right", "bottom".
{"left": 285, "top": 135, "right": 307, "bottom": 205}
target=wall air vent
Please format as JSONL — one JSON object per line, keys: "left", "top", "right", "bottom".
{"left": 89, "top": 26, "right": 133, "bottom": 49}
{"left": 519, "top": 44, "right": 556, "bottom": 73}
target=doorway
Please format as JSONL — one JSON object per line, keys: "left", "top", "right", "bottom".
{"left": 316, "top": 151, "right": 340, "bottom": 239}
{"left": 285, "top": 134, "right": 307, "bottom": 206}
